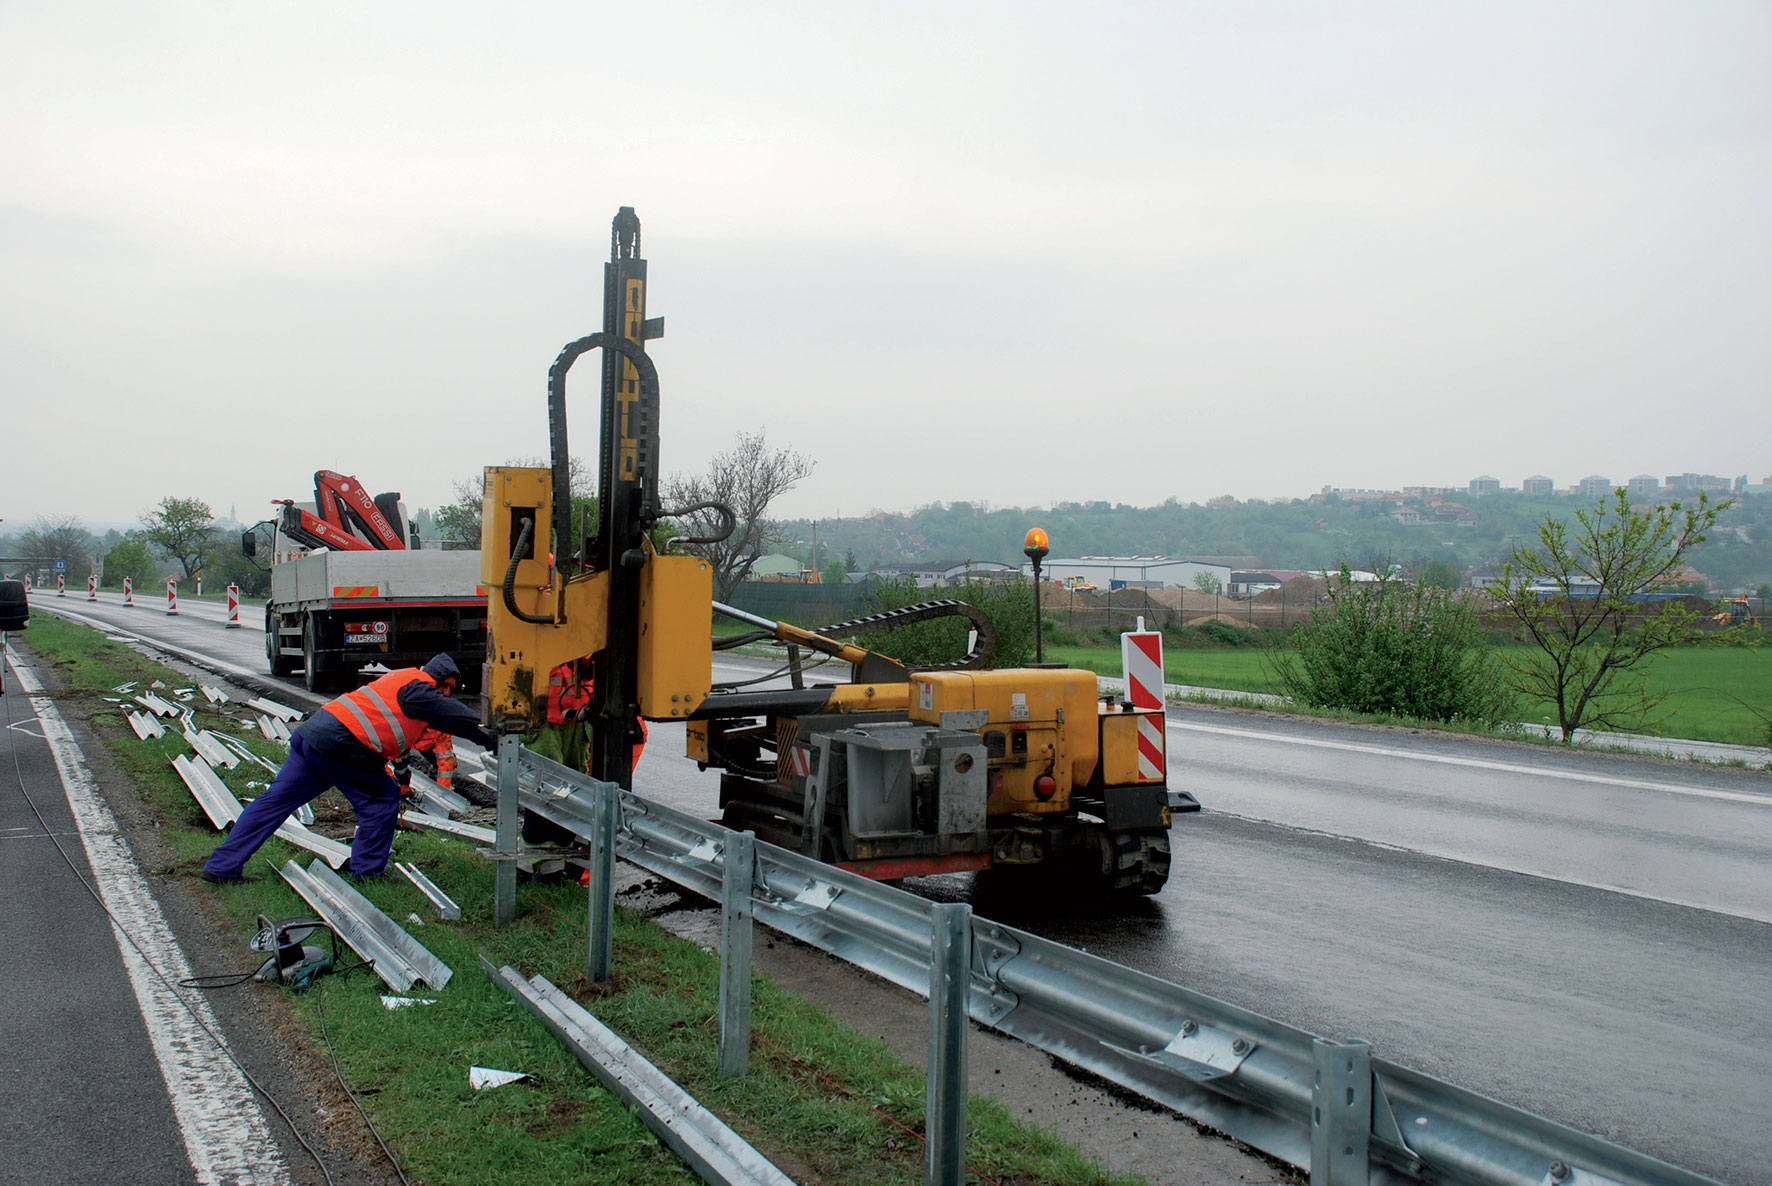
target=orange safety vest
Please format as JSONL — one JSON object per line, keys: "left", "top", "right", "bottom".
{"left": 323, "top": 667, "right": 434, "bottom": 760}
{"left": 412, "top": 726, "right": 457, "bottom": 789}
{"left": 547, "top": 661, "right": 593, "bottom": 724}
{"left": 545, "top": 660, "right": 648, "bottom": 768}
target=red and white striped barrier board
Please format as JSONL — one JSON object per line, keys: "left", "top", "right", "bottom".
{"left": 166, "top": 580, "right": 179, "bottom": 616}
{"left": 88, "top": 574, "right": 98, "bottom": 600}
{"left": 1120, "top": 619, "right": 1166, "bottom": 781}
{"left": 225, "top": 584, "right": 241, "bottom": 629}
{"left": 57, "top": 573, "right": 66, "bottom": 597}
{"left": 123, "top": 576, "right": 134, "bottom": 607}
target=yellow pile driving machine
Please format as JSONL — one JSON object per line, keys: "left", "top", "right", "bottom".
{"left": 480, "top": 208, "right": 1189, "bottom": 896}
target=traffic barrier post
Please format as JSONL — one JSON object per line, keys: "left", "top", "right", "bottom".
{"left": 1120, "top": 616, "right": 1167, "bottom": 781}
{"left": 225, "top": 584, "right": 241, "bottom": 628}
{"left": 718, "top": 832, "right": 756, "bottom": 1077}
{"left": 123, "top": 576, "right": 134, "bottom": 607}
{"left": 87, "top": 574, "right": 97, "bottom": 601}
{"left": 166, "top": 580, "right": 178, "bottom": 616}
{"left": 57, "top": 572, "right": 65, "bottom": 597}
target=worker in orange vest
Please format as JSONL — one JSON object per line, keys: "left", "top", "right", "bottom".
{"left": 410, "top": 726, "right": 457, "bottom": 790}
{"left": 200, "top": 655, "right": 494, "bottom": 882}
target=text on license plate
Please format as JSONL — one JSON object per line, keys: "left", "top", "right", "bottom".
{"left": 345, "top": 632, "right": 388, "bottom": 644}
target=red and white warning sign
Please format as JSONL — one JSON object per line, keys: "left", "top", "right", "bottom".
{"left": 790, "top": 742, "right": 813, "bottom": 779}
{"left": 1121, "top": 621, "right": 1166, "bottom": 780}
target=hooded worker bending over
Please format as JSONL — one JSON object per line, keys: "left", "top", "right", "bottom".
{"left": 201, "top": 654, "right": 495, "bottom": 883}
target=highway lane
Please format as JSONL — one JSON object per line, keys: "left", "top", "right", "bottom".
{"left": 1171, "top": 714, "right": 1772, "bottom": 924}
{"left": 29, "top": 591, "right": 1772, "bottom": 1182}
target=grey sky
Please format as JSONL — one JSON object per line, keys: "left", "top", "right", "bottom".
{"left": 3, "top": 1, "right": 1767, "bottom": 530}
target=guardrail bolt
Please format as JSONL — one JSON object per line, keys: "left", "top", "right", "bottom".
{"left": 1179, "top": 1019, "right": 1197, "bottom": 1036}
{"left": 1231, "top": 1037, "right": 1248, "bottom": 1054}
{"left": 1548, "top": 1161, "right": 1571, "bottom": 1183}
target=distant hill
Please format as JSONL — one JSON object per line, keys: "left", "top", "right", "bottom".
{"left": 781, "top": 491, "right": 1772, "bottom": 591}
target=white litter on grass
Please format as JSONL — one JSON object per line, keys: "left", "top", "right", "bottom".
{"left": 174, "top": 688, "right": 195, "bottom": 699}
{"left": 151, "top": 680, "right": 166, "bottom": 689}
{"left": 381, "top": 996, "right": 438, "bottom": 1010}
{"left": 111, "top": 683, "right": 136, "bottom": 693}
{"left": 406, "top": 913, "right": 426, "bottom": 927}
{"left": 469, "top": 1067, "right": 529, "bottom": 1090}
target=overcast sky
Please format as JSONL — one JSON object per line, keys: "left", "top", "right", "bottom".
{"left": 3, "top": 1, "right": 1767, "bottom": 533}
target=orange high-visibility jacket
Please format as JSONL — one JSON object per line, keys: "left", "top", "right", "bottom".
{"left": 323, "top": 667, "right": 435, "bottom": 760}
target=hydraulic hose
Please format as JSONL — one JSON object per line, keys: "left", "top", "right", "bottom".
{"left": 502, "top": 517, "right": 554, "bottom": 625}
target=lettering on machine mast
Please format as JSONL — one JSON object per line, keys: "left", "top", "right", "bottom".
{"left": 618, "top": 277, "right": 644, "bottom": 481}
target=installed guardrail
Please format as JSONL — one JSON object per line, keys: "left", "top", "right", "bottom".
{"left": 487, "top": 744, "right": 1719, "bottom": 1186}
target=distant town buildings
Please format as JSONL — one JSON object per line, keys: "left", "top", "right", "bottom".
{"left": 1576, "top": 475, "right": 1613, "bottom": 500}
{"left": 1468, "top": 475, "right": 1501, "bottom": 496}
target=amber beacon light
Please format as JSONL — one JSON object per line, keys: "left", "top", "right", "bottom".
{"left": 1024, "top": 527, "right": 1050, "bottom": 663}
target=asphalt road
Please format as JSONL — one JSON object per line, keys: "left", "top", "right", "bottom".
{"left": 30, "top": 590, "right": 1772, "bottom": 1184}
{"left": 0, "top": 650, "right": 200, "bottom": 1183}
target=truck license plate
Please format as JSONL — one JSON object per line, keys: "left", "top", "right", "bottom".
{"left": 345, "top": 632, "right": 388, "bottom": 644}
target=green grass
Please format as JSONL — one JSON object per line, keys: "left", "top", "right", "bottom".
{"left": 17, "top": 615, "right": 1145, "bottom": 1186}
{"left": 1043, "top": 635, "right": 1769, "bottom": 748}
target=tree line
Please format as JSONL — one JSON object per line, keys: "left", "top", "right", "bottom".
{"left": 3, "top": 498, "right": 266, "bottom": 596}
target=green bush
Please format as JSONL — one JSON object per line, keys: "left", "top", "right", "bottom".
{"left": 1273, "top": 570, "right": 1514, "bottom": 724}
{"left": 859, "top": 575, "right": 1036, "bottom": 668}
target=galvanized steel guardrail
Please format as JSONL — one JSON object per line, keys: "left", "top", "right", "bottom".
{"left": 489, "top": 745, "right": 1718, "bottom": 1186}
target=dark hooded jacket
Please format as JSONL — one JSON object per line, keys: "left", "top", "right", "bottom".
{"left": 295, "top": 653, "right": 496, "bottom": 763}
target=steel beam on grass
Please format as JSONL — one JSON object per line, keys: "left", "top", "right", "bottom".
{"left": 407, "top": 769, "right": 470, "bottom": 816}
{"left": 403, "top": 809, "right": 495, "bottom": 844}
{"left": 246, "top": 697, "right": 303, "bottom": 722}
{"left": 395, "top": 861, "right": 461, "bottom": 921}
{"left": 172, "top": 755, "right": 242, "bottom": 830}
{"left": 482, "top": 960, "right": 797, "bottom": 1186}
{"left": 279, "top": 859, "right": 452, "bottom": 993}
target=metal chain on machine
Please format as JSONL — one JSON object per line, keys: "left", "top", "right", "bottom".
{"left": 808, "top": 599, "right": 998, "bottom": 670}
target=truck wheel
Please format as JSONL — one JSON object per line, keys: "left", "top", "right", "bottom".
{"left": 302, "top": 615, "right": 324, "bottom": 693}
{"left": 267, "top": 612, "right": 297, "bottom": 677}
{"left": 1107, "top": 830, "right": 1172, "bottom": 897}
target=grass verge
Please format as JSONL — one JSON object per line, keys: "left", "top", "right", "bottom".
{"left": 13, "top": 615, "right": 1143, "bottom": 1186}
{"left": 1048, "top": 638, "right": 1768, "bottom": 749}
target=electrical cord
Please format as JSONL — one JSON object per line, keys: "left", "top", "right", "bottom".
{"left": 1, "top": 640, "right": 338, "bottom": 1186}
{"left": 316, "top": 969, "right": 413, "bottom": 1186}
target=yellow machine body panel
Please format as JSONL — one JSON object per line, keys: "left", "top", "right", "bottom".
{"left": 480, "top": 467, "right": 554, "bottom": 591}
{"left": 479, "top": 464, "right": 713, "bottom": 730}
{"left": 636, "top": 555, "right": 714, "bottom": 720}
{"left": 907, "top": 669, "right": 1100, "bottom": 814}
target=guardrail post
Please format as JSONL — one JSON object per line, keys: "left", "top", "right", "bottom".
{"left": 1310, "top": 1037, "right": 1371, "bottom": 1186}
{"left": 493, "top": 734, "right": 519, "bottom": 927}
{"left": 587, "top": 780, "right": 617, "bottom": 984}
{"left": 718, "top": 830, "right": 755, "bottom": 1077}
{"left": 926, "top": 902, "right": 971, "bottom": 1186}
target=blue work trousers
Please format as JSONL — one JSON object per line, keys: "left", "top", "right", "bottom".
{"left": 203, "top": 732, "right": 401, "bottom": 878}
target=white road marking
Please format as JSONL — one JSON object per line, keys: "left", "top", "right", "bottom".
{"left": 6, "top": 644, "right": 290, "bottom": 1185}
{"left": 1169, "top": 719, "right": 1772, "bottom": 806}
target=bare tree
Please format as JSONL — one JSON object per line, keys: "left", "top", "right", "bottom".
{"left": 434, "top": 457, "right": 593, "bottom": 549}
{"left": 20, "top": 515, "right": 98, "bottom": 575}
{"left": 140, "top": 496, "right": 217, "bottom": 578}
{"left": 664, "top": 431, "right": 815, "bottom": 599}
